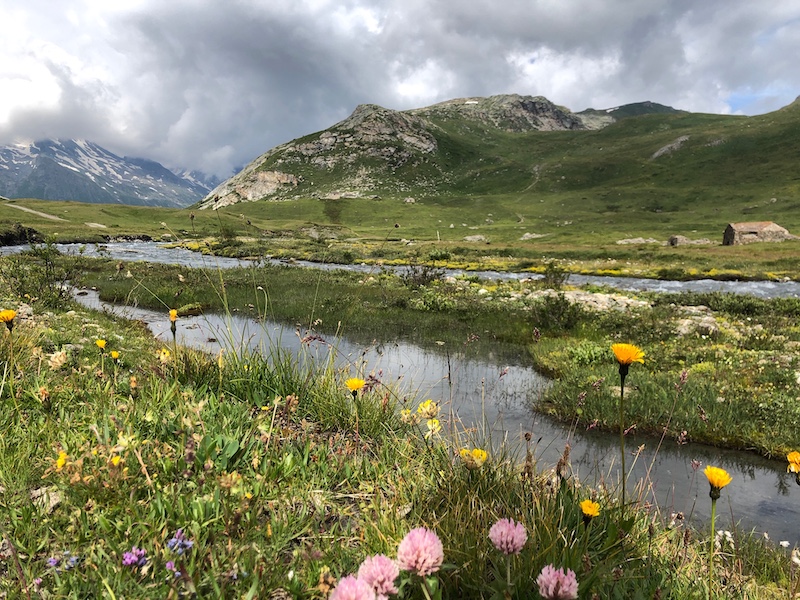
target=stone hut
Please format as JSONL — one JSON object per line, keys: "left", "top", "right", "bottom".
{"left": 722, "top": 221, "right": 793, "bottom": 245}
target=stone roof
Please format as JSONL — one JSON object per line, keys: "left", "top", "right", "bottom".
{"left": 726, "top": 221, "right": 778, "bottom": 231}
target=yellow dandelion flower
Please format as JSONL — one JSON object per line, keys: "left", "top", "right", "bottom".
{"left": 169, "top": 309, "right": 178, "bottom": 322}
{"left": 580, "top": 499, "right": 601, "bottom": 519}
{"left": 110, "top": 350, "right": 120, "bottom": 361}
{"left": 0, "top": 309, "right": 16, "bottom": 331}
{"left": 95, "top": 339, "right": 107, "bottom": 351}
{"left": 110, "top": 455, "right": 122, "bottom": 467}
{"left": 158, "top": 348, "right": 171, "bottom": 363}
{"left": 704, "top": 465, "right": 732, "bottom": 499}
{"left": 787, "top": 451, "right": 800, "bottom": 474}
{"left": 345, "top": 378, "right": 365, "bottom": 393}
{"left": 611, "top": 343, "right": 645, "bottom": 366}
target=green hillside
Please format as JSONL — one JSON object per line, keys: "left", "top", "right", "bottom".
{"left": 196, "top": 96, "right": 800, "bottom": 245}
{"left": 3, "top": 97, "right": 800, "bottom": 280}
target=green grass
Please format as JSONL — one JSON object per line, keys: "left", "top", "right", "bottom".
{"left": 0, "top": 284, "right": 795, "bottom": 598}
{"left": 5, "top": 102, "right": 800, "bottom": 281}
{"left": 64, "top": 250, "right": 800, "bottom": 459}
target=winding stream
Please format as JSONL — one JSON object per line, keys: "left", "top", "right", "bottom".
{"left": 4, "top": 241, "right": 799, "bottom": 544}
{"left": 4, "top": 241, "right": 800, "bottom": 297}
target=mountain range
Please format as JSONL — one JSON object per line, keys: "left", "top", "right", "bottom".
{"left": 197, "top": 94, "right": 684, "bottom": 209}
{"left": 0, "top": 139, "right": 219, "bottom": 208}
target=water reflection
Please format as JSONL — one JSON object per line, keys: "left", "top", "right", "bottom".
{"left": 75, "top": 289, "right": 800, "bottom": 546}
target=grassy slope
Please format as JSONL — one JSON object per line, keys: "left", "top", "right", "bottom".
{"left": 3, "top": 102, "right": 800, "bottom": 280}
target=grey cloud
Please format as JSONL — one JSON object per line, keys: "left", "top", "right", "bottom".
{"left": 2, "top": 0, "right": 800, "bottom": 177}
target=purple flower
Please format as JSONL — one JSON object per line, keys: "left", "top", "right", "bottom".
{"left": 122, "top": 546, "right": 148, "bottom": 568}
{"left": 166, "top": 529, "right": 194, "bottom": 555}
{"left": 489, "top": 518, "right": 528, "bottom": 555}
{"left": 47, "top": 551, "right": 79, "bottom": 572}
{"left": 396, "top": 527, "right": 444, "bottom": 577}
{"left": 329, "top": 575, "right": 376, "bottom": 600}
{"left": 536, "top": 564, "right": 579, "bottom": 600}
{"left": 165, "top": 560, "right": 181, "bottom": 578}
{"left": 357, "top": 554, "right": 399, "bottom": 600}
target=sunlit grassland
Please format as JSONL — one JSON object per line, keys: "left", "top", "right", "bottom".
{"left": 0, "top": 277, "right": 795, "bottom": 598}
{"left": 69, "top": 252, "right": 800, "bottom": 459}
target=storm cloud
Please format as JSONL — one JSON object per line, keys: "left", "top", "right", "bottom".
{"left": 1, "top": 0, "right": 799, "bottom": 177}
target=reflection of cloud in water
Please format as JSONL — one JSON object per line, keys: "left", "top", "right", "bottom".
{"left": 76, "top": 288, "right": 800, "bottom": 547}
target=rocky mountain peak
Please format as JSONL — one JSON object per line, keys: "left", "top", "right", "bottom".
{"left": 411, "top": 94, "right": 596, "bottom": 132}
{"left": 198, "top": 93, "right": 656, "bottom": 209}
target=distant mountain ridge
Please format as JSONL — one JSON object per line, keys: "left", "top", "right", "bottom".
{"left": 197, "top": 94, "right": 683, "bottom": 210}
{"left": 0, "top": 139, "right": 217, "bottom": 207}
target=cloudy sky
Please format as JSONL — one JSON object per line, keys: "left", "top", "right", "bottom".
{"left": 2, "top": 0, "right": 799, "bottom": 178}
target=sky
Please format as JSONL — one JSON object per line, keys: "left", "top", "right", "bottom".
{"left": 2, "top": 0, "right": 799, "bottom": 179}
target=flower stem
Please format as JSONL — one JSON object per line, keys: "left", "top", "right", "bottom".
{"left": 8, "top": 331, "right": 16, "bottom": 409}
{"left": 709, "top": 497, "right": 717, "bottom": 599}
{"left": 619, "top": 374, "right": 626, "bottom": 503}
{"left": 421, "top": 577, "right": 434, "bottom": 600}
{"left": 506, "top": 555, "right": 512, "bottom": 590}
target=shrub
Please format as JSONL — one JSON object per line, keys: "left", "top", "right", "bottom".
{"left": 0, "top": 238, "right": 88, "bottom": 308}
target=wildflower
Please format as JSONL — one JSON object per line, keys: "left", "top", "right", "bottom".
{"left": 110, "top": 455, "right": 122, "bottom": 467}
{"left": 459, "top": 448, "right": 488, "bottom": 470}
{"left": 357, "top": 554, "right": 400, "bottom": 600}
{"left": 611, "top": 343, "right": 645, "bottom": 368}
{"left": 95, "top": 339, "right": 106, "bottom": 351}
{"left": 416, "top": 399, "right": 439, "bottom": 419}
{"left": 169, "top": 309, "right": 178, "bottom": 323}
{"left": 0, "top": 309, "right": 16, "bottom": 332}
{"left": 47, "top": 551, "right": 80, "bottom": 572}
{"left": 536, "top": 564, "right": 579, "bottom": 600}
{"left": 400, "top": 409, "right": 419, "bottom": 425}
{"left": 714, "top": 530, "right": 735, "bottom": 551}
{"left": 611, "top": 342, "right": 644, "bottom": 501}
{"left": 158, "top": 348, "right": 171, "bottom": 364}
{"left": 704, "top": 465, "right": 732, "bottom": 500}
{"left": 122, "top": 546, "right": 148, "bottom": 568}
{"left": 55, "top": 451, "right": 68, "bottom": 471}
{"left": 704, "top": 465, "right": 731, "bottom": 594}
{"left": 346, "top": 378, "right": 366, "bottom": 396}
{"left": 580, "top": 499, "right": 600, "bottom": 520}
{"left": 329, "top": 575, "right": 376, "bottom": 600}
{"left": 396, "top": 527, "right": 444, "bottom": 577}
{"left": 488, "top": 518, "right": 527, "bottom": 555}
{"left": 425, "top": 418, "right": 441, "bottom": 438}
{"left": 48, "top": 350, "right": 68, "bottom": 370}
{"left": 110, "top": 350, "right": 120, "bottom": 361}
{"left": 166, "top": 529, "right": 194, "bottom": 555}
{"left": 787, "top": 451, "right": 800, "bottom": 473}
{"left": 165, "top": 560, "right": 181, "bottom": 578}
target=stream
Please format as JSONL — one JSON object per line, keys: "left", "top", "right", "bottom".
{"left": 4, "top": 241, "right": 800, "bottom": 545}
{"left": 3, "top": 241, "right": 800, "bottom": 298}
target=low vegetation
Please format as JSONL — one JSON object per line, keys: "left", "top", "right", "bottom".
{"left": 0, "top": 265, "right": 797, "bottom": 599}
